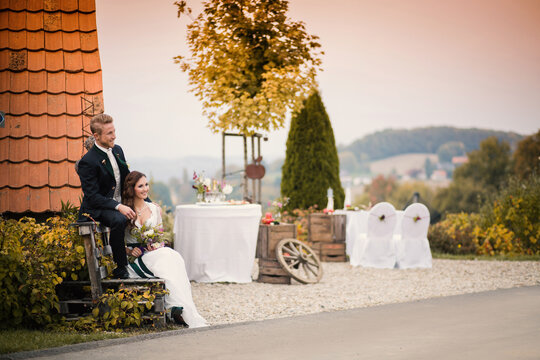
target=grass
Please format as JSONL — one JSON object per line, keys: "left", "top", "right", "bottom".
{"left": 432, "top": 252, "right": 540, "bottom": 261}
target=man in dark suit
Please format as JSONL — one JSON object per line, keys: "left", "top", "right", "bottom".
{"left": 77, "top": 113, "right": 135, "bottom": 279}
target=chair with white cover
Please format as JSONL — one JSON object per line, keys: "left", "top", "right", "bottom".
{"left": 396, "top": 203, "right": 432, "bottom": 269}
{"left": 350, "top": 202, "right": 397, "bottom": 268}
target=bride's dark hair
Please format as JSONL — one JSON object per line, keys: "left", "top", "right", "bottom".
{"left": 122, "top": 171, "right": 147, "bottom": 216}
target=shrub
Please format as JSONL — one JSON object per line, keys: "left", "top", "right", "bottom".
{"left": 281, "top": 205, "right": 319, "bottom": 242}
{"left": 0, "top": 214, "right": 87, "bottom": 328}
{"left": 428, "top": 213, "right": 480, "bottom": 254}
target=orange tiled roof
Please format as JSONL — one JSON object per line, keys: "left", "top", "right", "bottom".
{"left": 0, "top": 0, "right": 104, "bottom": 213}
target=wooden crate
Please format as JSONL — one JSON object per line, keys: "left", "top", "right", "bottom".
{"left": 307, "top": 213, "right": 346, "bottom": 242}
{"left": 257, "top": 258, "right": 291, "bottom": 284}
{"left": 256, "top": 223, "right": 297, "bottom": 259}
{"left": 310, "top": 242, "right": 347, "bottom": 262}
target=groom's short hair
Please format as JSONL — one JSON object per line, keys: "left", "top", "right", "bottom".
{"left": 90, "top": 113, "right": 114, "bottom": 135}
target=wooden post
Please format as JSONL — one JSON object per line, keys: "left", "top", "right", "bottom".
{"left": 78, "top": 223, "right": 102, "bottom": 301}
{"left": 243, "top": 135, "right": 248, "bottom": 200}
{"left": 222, "top": 132, "right": 226, "bottom": 180}
{"left": 257, "top": 135, "right": 261, "bottom": 204}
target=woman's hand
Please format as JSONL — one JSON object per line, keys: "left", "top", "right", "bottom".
{"left": 126, "top": 247, "right": 143, "bottom": 257}
{"left": 146, "top": 244, "right": 155, "bottom": 252}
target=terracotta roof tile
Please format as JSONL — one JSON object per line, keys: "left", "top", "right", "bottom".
{"left": 66, "top": 114, "right": 81, "bottom": 137}
{"left": 28, "top": 136, "right": 47, "bottom": 161}
{"left": 4, "top": 114, "right": 28, "bottom": 138}
{"left": 45, "top": 31, "right": 62, "bottom": 51}
{"left": 84, "top": 71, "right": 101, "bottom": 93}
{"left": 26, "top": 11, "right": 44, "bottom": 31}
{"left": 49, "top": 161, "right": 68, "bottom": 187}
{"left": 0, "top": 136, "right": 7, "bottom": 161}
{"left": 0, "top": 162, "right": 8, "bottom": 187}
{"left": 29, "top": 161, "right": 48, "bottom": 187}
{"left": 0, "top": 30, "right": 7, "bottom": 49}
{"left": 47, "top": 114, "right": 66, "bottom": 137}
{"left": 67, "top": 136, "right": 81, "bottom": 160}
{"left": 48, "top": 136, "right": 67, "bottom": 161}
{"left": 10, "top": 136, "right": 28, "bottom": 162}
{"left": 10, "top": 70, "right": 28, "bottom": 93}
{"left": 27, "top": 50, "right": 45, "bottom": 71}
{"left": 0, "top": 12, "right": 7, "bottom": 28}
{"left": 27, "top": 30, "right": 45, "bottom": 50}
{"left": 68, "top": 161, "right": 80, "bottom": 186}
{"left": 78, "top": 12, "right": 96, "bottom": 32}
{"left": 45, "top": 50, "right": 63, "bottom": 72}
{"left": 27, "top": 0, "right": 44, "bottom": 12}
{"left": 61, "top": 0, "right": 79, "bottom": 12}
{"left": 28, "top": 92, "right": 46, "bottom": 114}
{"left": 65, "top": 71, "right": 83, "bottom": 93}
{"left": 50, "top": 186, "right": 82, "bottom": 211}
{"left": 29, "top": 187, "right": 49, "bottom": 212}
{"left": 64, "top": 50, "right": 82, "bottom": 71}
{"left": 82, "top": 51, "right": 99, "bottom": 72}
{"left": 79, "top": 0, "right": 96, "bottom": 13}
{"left": 0, "top": 50, "right": 9, "bottom": 69}
{"left": 0, "top": 92, "right": 10, "bottom": 112}
{"left": 9, "top": 160, "right": 28, "bottom": 188}
{"left": 0, "top": 189, "right": 7, "bottom": 213}
{"left": 80, "top": 31, "right": 97, "bottom": 51}
{"left": 8, "top": 0, "right": 26, "bottom": 12}
{"left": 47, "top": 93, "right": 67, "bottom": 115}
{"left": 43, "top": 12, "right": 61, "bottom": 32}
{"left": 8, "top": 29, "right": 26, "bottom": 50}
{"left": 28, "top": 70, "right": 46, "bottom": 92}
{"left": 61, "top": 12, "right": 78, "bottom": 32}
{"left": 10, "top": 92, "right": 27, "bottom": 114}
{"left": 66, "top": 93, "right": 81, "bottom": 114}
{"left": 8, "top": 10, "right": 26, "bottom": 31}
{"left": 0, "top": 70, "right": 9, "bottom": 91}
{"left": 62, "top": 31, "right": 80, "bottom": 52}
{"left": 44, "top": 0, "right": 61, "bottom": 12}
{"left": 8, "top": 50, "right": 27, "bottom": 71}
{"left": 28, "top": 114, "right": 48, "bottom": 137}
{"left": 10, "top": 187, "right": 30, "bottom": 213}
{"left": 47, "top": 71, "right": 65, "bottom": 93}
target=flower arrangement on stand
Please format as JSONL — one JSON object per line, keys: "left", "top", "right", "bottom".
{"left": 192, "top": 171, "right": 233, "bottom": 203}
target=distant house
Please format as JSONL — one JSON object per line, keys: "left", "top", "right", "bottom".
{"left": 0, "top": 0, "right": 105, "bottom": 214}
{"left": 430, "top": 169, "right": 448, "bottom": 181}
{"left": 451, "top": 156, "right": 468, "bottom": 166}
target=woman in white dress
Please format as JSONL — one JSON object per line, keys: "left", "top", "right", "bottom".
{"left": 122, "top": 171, "right": 207, "bottom": 328}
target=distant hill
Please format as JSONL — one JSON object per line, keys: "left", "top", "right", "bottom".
{"left": 340, "top": 127, "right": 523, "bottom": 162}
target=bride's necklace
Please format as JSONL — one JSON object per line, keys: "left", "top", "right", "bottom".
{"left": 135, "top": 203, "right": 149, "bottom": 217}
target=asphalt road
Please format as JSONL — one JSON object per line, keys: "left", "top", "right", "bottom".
{"left": 7, "top": 286, "right": 540, "bottom": 360}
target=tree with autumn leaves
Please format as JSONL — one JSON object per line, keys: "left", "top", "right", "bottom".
{"left": 175, "top": 0, "right": 322, "bottom": 135}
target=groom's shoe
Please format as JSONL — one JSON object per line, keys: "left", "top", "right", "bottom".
{"left": 171, "top": 306, "right": 186, "bottom": 326}
{"left": 112, "top": 266, "right": 129, "bottom": 279}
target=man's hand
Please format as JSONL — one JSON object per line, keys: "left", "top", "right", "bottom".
{"left": 118, "top": 204, "right": 136, "bottom": 220}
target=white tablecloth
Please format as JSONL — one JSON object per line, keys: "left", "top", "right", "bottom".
{"left": 174, "top": 204, "right": 262, "bottom": 283}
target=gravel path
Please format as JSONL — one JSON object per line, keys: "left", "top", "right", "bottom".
{"left": 191, "top": 259, "right": 540, "bottom": 326}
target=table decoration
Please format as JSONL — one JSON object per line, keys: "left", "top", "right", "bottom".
{"left": 192, "top": 171, "right": 233, "bottom": 203}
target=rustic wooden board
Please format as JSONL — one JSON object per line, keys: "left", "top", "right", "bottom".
{"left": 256, "top": 224, "right": 296, "bottom": 259}
{"left": 258, "top": 274, "right": 291, "bottom": 284}
{"left": 320, "top": 254, "right": 347, "bottom": 262}
{"left": 259, "top": 258, "right": 290, "bottom": 276}
{"left": 308, "top": 214, "right": 347, "bottom": 242}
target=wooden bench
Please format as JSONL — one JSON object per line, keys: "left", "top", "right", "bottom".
{"left": 57, "top": 221, "right": 167, "bottom": 326}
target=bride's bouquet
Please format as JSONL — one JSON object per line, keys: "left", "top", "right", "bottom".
{"left": 130, "top": 225, "right": 168, "bottom": 252}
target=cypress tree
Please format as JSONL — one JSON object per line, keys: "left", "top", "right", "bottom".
{"left": 281, "top": 91, "right": 344, "bottom": 209}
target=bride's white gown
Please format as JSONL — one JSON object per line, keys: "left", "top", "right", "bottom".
{"left": 125, "top": 202, "right": 207, "bottom": 328}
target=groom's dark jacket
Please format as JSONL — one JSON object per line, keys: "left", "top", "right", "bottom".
{"left": 78, "top": 144, "right": 130, "bottom": 219}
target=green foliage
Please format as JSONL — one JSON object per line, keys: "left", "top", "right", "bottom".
{"left": 74, "top": 286, "right": 166, "bottom": 332}
{"left": 175, "top": 0, "right": 322, "bottom": 134}
{"left": 342, "top": 126, "right": 522, "bottom": 162}
{"left": 428, "top": 213, "right": 480, "bottom": 255}
{"left": 513, "top": 129, "right": 540, "bottom": 180}
{"left": 434, "top": 137, "right": 512, "bottom": 215}
{"left": 281, "top": 91, "right": 344, "bottom": 209}
{"left": 149, "top": 179, "right": 173, "bottom": 208}
{"left": 362, "top": 175, "right": 398, "bottom": 205}
{"left": 479, "top": 174, "right": 540, "bottom": 255}
{"left": 0, "top": 214, "right": 87, "bottom": 328}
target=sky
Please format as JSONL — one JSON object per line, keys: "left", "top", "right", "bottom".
{"left": 95, "top": 0, "right": 540, "bottom": 161}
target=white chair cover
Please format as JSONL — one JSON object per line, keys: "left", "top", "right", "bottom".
{"left": 350, "top": 202, "right": 397, "bottom": 268}
{"left": 395, "top": 203, "right": 432, "bottom": 269}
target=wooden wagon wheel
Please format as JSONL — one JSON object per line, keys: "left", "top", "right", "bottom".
{"left": 275, "top": 239, "right": 323, "bottom": 284}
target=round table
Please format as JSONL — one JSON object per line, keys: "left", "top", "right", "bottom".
{"left": 174, "top": 203, "right": 262, "bottom": 283}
